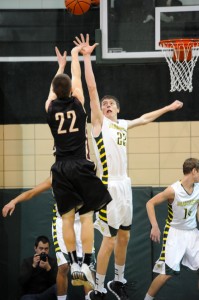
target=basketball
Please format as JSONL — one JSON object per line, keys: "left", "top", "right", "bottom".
{"left": 65, "top": 0, "right": 91, "bottom": 15}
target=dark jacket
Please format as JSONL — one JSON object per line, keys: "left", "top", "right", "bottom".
{"left": 19, "top": 256, "right": 57, "bottom": 295}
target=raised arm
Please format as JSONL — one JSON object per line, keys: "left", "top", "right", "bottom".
{"left": 2, "top": 177, "right": 51, "bottom": 217}
{"left": 127, "top": 100, "right": 183, "bottom": 129}
{"left": 146, "top": 186, "right": 174, "bottom": 243}
{"left": 45, "top": 47, "right": 67, "bottom": 112}
{"left": 73, "top": 34, "right": 103, "bottom": 135}
{"left": 70, "top": 44, "right": 84, "bottom": 105}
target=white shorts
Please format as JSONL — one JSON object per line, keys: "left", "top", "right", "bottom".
{"left": 52, "top": 214, "right": 83, "bottom": 266}
{"left": 94, "top": 176, "right": 133, "bottom": 237}
{"left": 153, "top": 226, "right": 199, "bottom": 275}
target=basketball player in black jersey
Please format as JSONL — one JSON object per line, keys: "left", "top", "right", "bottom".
{"left": 45, "top": 45, "right": 112, "bottom": 291}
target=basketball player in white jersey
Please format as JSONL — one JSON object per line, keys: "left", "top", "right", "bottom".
{"left": 2, "top": 177, "right": 95, "bottom": 300}
{"left": 73, "top": 34, "right": 183, "bottom": 300}
{"left": 144, "top": 158, "right": 199, "bottom": 300}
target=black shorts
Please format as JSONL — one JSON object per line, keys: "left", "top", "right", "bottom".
{"left": 51, "top": 158, "right": 112, "bottom": 216}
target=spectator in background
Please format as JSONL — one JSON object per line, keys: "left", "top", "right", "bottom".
{"left": 2, "top": 177, "right": 95, "bottom": 300}
{"left": 19, "top": 235, "right": 57, "bottom": 300}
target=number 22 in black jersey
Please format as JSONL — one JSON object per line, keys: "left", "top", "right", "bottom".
{"left": 55, "top": 110, "right": 79, "bottom": 134}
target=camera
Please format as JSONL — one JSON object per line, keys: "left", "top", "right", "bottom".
{"left": 40, "top": 252, "right": 48, "bottom": 262}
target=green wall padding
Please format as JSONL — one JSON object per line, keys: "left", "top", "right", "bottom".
{"left": 126, "top": 187, "right": 153, "bottom": 299}
{"left": 0, "top": 189, "right": 21, "bottom": 300}
{"left": 20, "top": 191, "right": 55, "bottom": 260}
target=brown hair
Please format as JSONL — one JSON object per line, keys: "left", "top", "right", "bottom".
{"left": 52, "top": 74, "right": 71, "bottom": 99}
{"left": 100, "top": 95, "right": 120, "bottom": 109}
{"left": 183, "top": 158, "right": 199, "bottom": 175}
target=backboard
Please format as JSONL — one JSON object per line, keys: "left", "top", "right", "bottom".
{"left": 0, "top": 1, "right": 99, "bottom": 62}
{"left": 97, "top": 0, "right": 199, "bottom": 63}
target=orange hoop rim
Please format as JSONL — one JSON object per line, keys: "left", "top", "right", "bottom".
{"left": 159, "top": 38, "right": 199, "bottom": 49}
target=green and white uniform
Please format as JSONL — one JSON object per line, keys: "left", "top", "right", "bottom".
{"left": 92, "top": 116, "right": 133, "bottom": 237}
{"left": 52, "top": 204, "right": 83, "bottom": 266}
{"left": 154, "top": 180, "right": 199, "bottom": 275}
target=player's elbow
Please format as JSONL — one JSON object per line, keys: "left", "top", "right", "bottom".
{"left": 87, "top": 84, "right": 97, "bottom": 93}
{"left": 146, "top": 200, "right": 153, "bottom": 210}
{"left": 139, "top": 115, "right": 149, "bottom": 125}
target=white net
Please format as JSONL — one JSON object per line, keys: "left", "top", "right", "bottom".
{"left": 160, "top": 40, "right": 199, "bottom": 92}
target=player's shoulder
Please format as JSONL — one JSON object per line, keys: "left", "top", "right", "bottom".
{"left": 118, "top": 119, "right": 128, "bottom": 129}
{"left": 194, "top": 182, "right": 199, "bottom": 190}
{"left": 170, "top": 180, "right": 181, "bottom": 190}
{"left": 171, "top": 180, "right": 180, "bottom": 186}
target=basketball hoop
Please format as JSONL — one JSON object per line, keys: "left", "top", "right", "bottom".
{"left": 159, "top": 38, "right": 199, "bottom": 92}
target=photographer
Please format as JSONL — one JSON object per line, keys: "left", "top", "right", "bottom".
{"left": 19, "top": 235, "right": 57, "bottom": 300}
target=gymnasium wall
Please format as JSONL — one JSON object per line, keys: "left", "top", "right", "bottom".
{"left": 1, "top": 59, "right": 199, "bottom": 188}
{"left": 1, "top": 120, "right": 199, "bottom": 188}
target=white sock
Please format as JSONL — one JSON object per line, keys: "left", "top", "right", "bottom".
{"left": 114, "top": 263, "right": 125, "bottom": 283}
{"left": 85, "top": 296, "right": 89, "bottom": 300}
{"left": 95, "top": 273, "right": 106, "bottom": 293}
{"left": 57, "top": 295, "right": 67, "bottom": 300}
{"left": 144, "top": 293, "right": 154, "bottom": 300}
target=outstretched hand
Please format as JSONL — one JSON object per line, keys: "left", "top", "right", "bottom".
{"left": 55, "top": 46, "right": 67, "bottom": 69}
{"left": 169, "top": 100, "right": 183, "bottom": 111}
{"left": 2, "top": 201, "right": 15, "bottom": 217}
{"left": 73, "top": 33, "right": 98, "bottom": 55}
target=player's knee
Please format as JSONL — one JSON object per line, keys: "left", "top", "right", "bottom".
{"left": 58, "top": 263, "right": 70, "bottom": 276}
{"left": 80, "top": 211, "right": 94, "bottom": 222}
{"left": 117, "top": 230, "right": 130, "bottom": 246}
{"left": 160, "top": 274, "right": 172, "bottom": 283}
{"left": 103, "top": 236, "right": 116, "bottom": 252}
{"left": 62, "top": 209, "right": 76, "bottom": 224}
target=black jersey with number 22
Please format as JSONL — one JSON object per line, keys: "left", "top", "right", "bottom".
{"left": 47, "top": 96, "right": 88, "bottom": 159}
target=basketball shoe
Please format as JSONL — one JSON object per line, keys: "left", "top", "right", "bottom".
{"left": 107, "top": 280, "right": 129, "bottom": 300}
{"left": 88, "top": 290, "right": 106, "bottom": 300}
{"left": 71, "top": 262, "right": 82, "bottom": 286}
{"left": 80, "top": 263, "right": 95, "bottom": 289}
